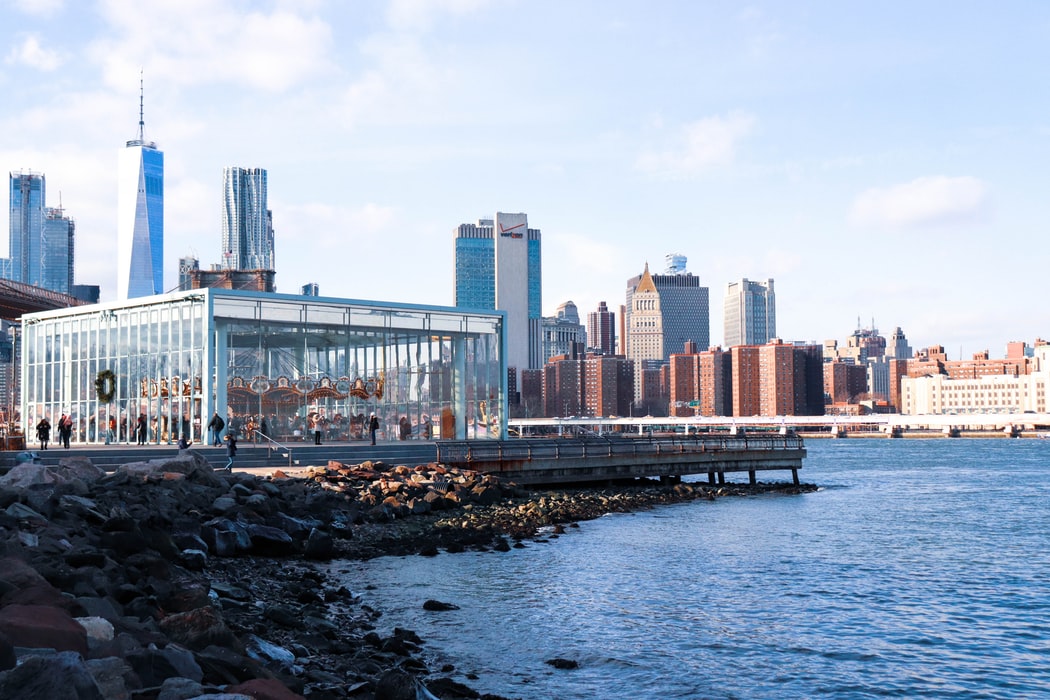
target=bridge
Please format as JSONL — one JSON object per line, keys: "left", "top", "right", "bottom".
{"left": 0, "top": 278, "right": 87, "bottom": 320}
{"left": 509, "top": 412, "right": 1050, "bottom": 438}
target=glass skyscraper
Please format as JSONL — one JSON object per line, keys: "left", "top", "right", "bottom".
{"left": 222, "top": 167, "right": 274, "bottom": 270}
{"left": 42, "top": 207, "right": 75, "bottom": 294}
{"left": 9, "top": 172, "right": 45, "bottom": 287}
{"left": 117, "top": 83, "right": 164, "bottom": 299}
{"left": 7, "top": 172, "right": 75, "bottom": 294}
{"left": 453, "top": 213, "right": 542, "bottom": 375}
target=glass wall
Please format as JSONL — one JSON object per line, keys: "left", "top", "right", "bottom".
{"left": 23, "top": 294, "right": 206, "bottom": 445}
{"left": 21, "top": 289, "right": 505, "bottom": 445}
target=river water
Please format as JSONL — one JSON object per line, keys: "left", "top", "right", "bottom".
{"left": 330, "top": 439, "right": 1050, "bottom": 699}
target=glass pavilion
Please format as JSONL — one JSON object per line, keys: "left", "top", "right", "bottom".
{"left": 20, "top": 289, "right": 506, "bottom": 445}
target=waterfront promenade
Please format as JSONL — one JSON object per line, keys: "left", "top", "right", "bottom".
{"left": 1, "top": 433, "right": 807, "bottom": 486}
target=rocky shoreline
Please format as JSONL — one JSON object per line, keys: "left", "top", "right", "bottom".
{"left": 0, "top": 451, "right": 816, "bottom": 699}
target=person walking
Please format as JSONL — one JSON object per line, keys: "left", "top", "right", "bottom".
{"left": 207, "top": 412, "right": 225, "bottom": 446}
{"left": 224, "top": 433, "right": 237, "bottom": 470}
{"left": 369, "top": 412, "right": 379, "bottom": 445}
{"left": 36, "top": 416, "right": 51, "bottom": 450}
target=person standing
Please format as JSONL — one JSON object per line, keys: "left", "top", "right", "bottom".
{"left": 224, "top": 433, "right": 237, "bottom": 470}
{"left": 369, "top": 412, "right": 379, "bottom": 445}
{"left": 60, "top": 414, "right": 73, "bottom": 448}
{"left": 207, "top": 412, "right": 225, "bottom": 446}
{"left": 309, "top": 412, "right": 322, "bottom": 445}
{"left": 36, "top": 416, "right": 51, "bottom": 450}
{"left": 137, "top": 413, "right": 148, "bottom": 445}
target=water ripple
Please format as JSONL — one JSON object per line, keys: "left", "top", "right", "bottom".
{"left": 333, "top": 440, "right": 1050, "bottom": 699}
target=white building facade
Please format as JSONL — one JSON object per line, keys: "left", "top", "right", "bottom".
{"left": 723, "top": 278, "right": 775, "bottom": 347}
{"left": 901, "top": 346, "right": 1050, "bottom": 415}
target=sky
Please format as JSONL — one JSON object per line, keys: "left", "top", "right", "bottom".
{"left": 1, "top": 0, "right": 1048, "bottom": 359}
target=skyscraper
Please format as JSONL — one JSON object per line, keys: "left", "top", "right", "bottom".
{"left": 541, "top": 301, "right": 585, "bottom": 362}
{"left": 7, "top": 172, "right": 75, "bottom": 294}
{"left": 586, "top": 301, "right": 616, "bottom": 355}
{"left": 117, "top": 78, "right": 164, "bottom": 299}
{"left": 625, "top": 257, "right": 710, "bottom": 360}
{"left": 723, "top": 278, "right": 775, "bottom": 347}
{"left": 8, "top": 172, "right": 44, "bottom": 286}
{"left": 454, "top": 213, "right": 542, "bottom": 378}
{"left": 625, "top": 263, "right": 664, "bottom": 402}
{"left": 42, "top": 207, "right": 75, "bottom": 294}
{"left": 222, "top": 167, "right": 273, "bottom": 270}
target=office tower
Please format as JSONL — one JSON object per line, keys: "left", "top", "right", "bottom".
{"left": 454, "top": 212, "right": 542, "bottom": 378}
{"left": 178, "top": 256, "right": 200, "bottom": 291}
{"left": 301, "top": 283, "right": 319, "bottom": 296}
{"left": 542, "top": 301, "right": 585, "bottom": 362}
{"left": 7, "top": 173, "right": 75, "bottom": 294}
{"left": 724, "top": 278, "right": 775, "bottom": 347}
{"left": 222, "top": 167, "right": 273, "bottom": 270}
{"left": 625, "top": 259, "right": 710, "bottom": 361}
{"left": 42, "top": 207, "right": 74, "bottom": 294}
{"left": 886, "top": 326, "right": 912, "bottom": 360}
{"left": 9, "top": 172, "right": 44, "bottom": 287}
{"left": 625, "top": 263, "right": 664, "bottom": 403}
{"left": 587, "top": 301, "right": 616, "bottom": 355}
{"left": 117, "top": 78, "right": 164, "bottom": 299}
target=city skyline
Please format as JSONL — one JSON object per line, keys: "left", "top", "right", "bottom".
{"left": 1, "top": 2, "right": 1048, "bottom": 355}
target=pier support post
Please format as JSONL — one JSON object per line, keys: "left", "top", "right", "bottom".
{"left": 717, "top": 471, "right": 725, "bottom": 485}
{"left": 748, "top": 470, "right": 756, "bottom": 485}
{"left": 708, "top": 469, "right": 715, "bottom": 485}
{"left": 792, "top": 469, "right": 799, "bottom": 486}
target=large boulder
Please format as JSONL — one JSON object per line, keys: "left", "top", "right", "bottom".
{"left": 0, "top": 604, "right": 88, "bottom": 654}
{"left": 115, "top": 452, "right": 222, "bottom": 486}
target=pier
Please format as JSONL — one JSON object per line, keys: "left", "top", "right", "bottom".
{"left": 2, "top": 434, "right": 806, "bottom": 488}
{"left": 436, "top": 434, "right": 806, "bottom": 486}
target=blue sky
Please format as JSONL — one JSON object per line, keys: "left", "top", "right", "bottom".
{"left": 1, "top": 0, "right": 1048, "bottom": 358}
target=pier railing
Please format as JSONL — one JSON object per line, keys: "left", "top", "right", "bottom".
{"left": 437, "top": 434, "right": 803, "bottom": 465}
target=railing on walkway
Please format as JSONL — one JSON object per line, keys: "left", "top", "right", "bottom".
{"left": 436, "top": 434, "right": 805, "bottom": 467}
{"left": 254, "top": 432, "right": 297, "bottom": 469}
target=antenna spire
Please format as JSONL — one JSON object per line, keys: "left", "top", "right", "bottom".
{"left": 138, "top": 69, "right": 145, "bottom": 142}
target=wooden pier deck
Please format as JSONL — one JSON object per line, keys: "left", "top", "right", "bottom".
{"left": 436, "top": 434, "right": 806, "bottom": 486}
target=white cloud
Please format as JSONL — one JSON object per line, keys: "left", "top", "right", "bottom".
{"left": 637, "top": 111, "right": 756, "bottom": 178}
{"left": 5, "top": 35, "right": 64, "bottom": 71}
{"left": 850, "top": 176, "right": 990, "bottom": 228}
{"left": 89, "top": 0, "right": 334, "bottom": 91}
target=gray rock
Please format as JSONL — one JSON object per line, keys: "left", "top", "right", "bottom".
{"left": 0, "top": 651, "right": 104, "bottom": 699}
{"left": 157, "top": 676, "right": 204, "bottom": 700}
